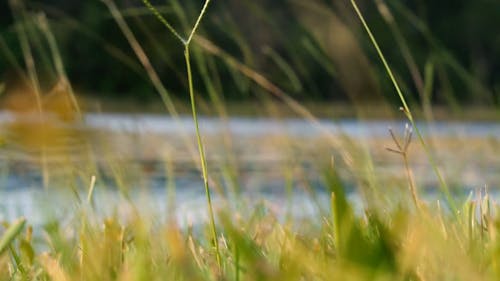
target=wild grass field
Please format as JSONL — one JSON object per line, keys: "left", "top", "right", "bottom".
{"left": 0, "top": 0, "right": 499, "bottom": 280}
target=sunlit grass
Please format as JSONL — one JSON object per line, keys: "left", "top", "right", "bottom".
{"left": 1, "top": 176, "right": 500, "bottom": 280}
{"left": 0, "top": 0, "right": 499, "bottom": 280}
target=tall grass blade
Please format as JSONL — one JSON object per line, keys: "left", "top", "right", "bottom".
{"left": 184, "top": 47, "right": 221, "bottom": 269}
{"left": 37, "top": 13, "right": 82, "bottom": 119}
{"left": 9, "top": 0, "right": 50, "bottom": 189}
{"left": 349, "top": 0, "right": 456, "bottom": 212}
{"left": 0, "top": 217, "right": 26, "bottom": 255}
{"left": 139, "top": 0, "right": 221, "bottom": 268}
{"left": 141, "top": 0, "right": 185, "bottom": 44}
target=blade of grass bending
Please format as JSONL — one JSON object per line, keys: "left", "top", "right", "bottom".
{"left": 9, "top": 0, "right": 50, "bottom": 189}
{"left": 349, "top": 0, "right": 457, "bottom": 213}
{"left": 37, "top": 13, "right": 82, "bottom": 119}
{"left": 375, "top": 0, "right": 424, "bottom": 97}
{"left": 0, "top": 218, "right": 26, "bottom": 255}
{"left": 194, "top": 36, "right": 354, "bottom": 168}
{"left": 0, "top": 35, "right": 29, "bottom": 83}
{"left": 102, "top": 0, "right": 179, "bottom": 117}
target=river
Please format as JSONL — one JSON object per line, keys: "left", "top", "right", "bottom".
{"left": 0, "top": 112, "right": 498, "bottom": 225}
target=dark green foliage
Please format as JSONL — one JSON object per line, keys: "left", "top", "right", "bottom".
{"left": 327, "top": 170, "right": 398, "bottom": 277}
{"left": 0, "top": 0, "right": 498, "bottom": 106}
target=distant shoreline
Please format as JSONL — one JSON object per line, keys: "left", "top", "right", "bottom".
{"left": 81, "top": 97, "right": 500, "bottom": 121}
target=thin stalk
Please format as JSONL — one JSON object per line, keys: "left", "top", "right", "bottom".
{"left": 186, "top": 0, "right": 221, "bottom": 268}
{"left": 137, "top": 0, "right": 221, "bottom": 268}
{"left": 0, "top": 35, "right": 28, "bottom": 82}
{"left": 186, "top": 0, "right": 211, "bottom": 45}
{"left": 86, "top": 175, "right": 96, "bottom": 206}
{"left": 194, "top": 36, "right": 354, "bottom": 167}
{"left": 142, "top": 0, "right": 186, "bottom": 44}
{"left": 37, "top": 13, "right": 82, "bottom": 119}
{"left": 387, "top": 127, "right": 420, "bottom": 210}
{"left": 9, "top": 0, "right": 50, "bottom": 189}
{"left": 349, "top": 0, "right": 456, "bottom": 212}
{"left": 103, "top": 0, "right": 180, "bottom": 118}
{"left": 375, "top": 0, "right": 424, "bottom": 97}
{"left": 184, "top": 47, "right": 221, "bottom": 268}
{"left": 402, "top": 153, "right": 419, "bottom": 210}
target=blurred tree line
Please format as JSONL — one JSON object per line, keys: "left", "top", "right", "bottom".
{"left": 0, "top": 0, "right": 499, "bottom": 108}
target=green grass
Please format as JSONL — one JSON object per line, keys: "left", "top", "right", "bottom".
{"left": 349, "top": 0, "right": 455, "bottom": 213}
{"left": 0, "top": 0, "right": 499, "bottom": 280}
{"left": 142, "top": 0, "right": 221, "bottom": 268}
{"left": 1, "top": 178, "right": 500, "bottom": 280}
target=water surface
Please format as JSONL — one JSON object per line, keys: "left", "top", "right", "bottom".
{"left": 0, "top": 112, "right": 498, "bottom": 224}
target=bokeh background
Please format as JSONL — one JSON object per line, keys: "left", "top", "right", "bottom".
{"left": 1, "top": 0, "right": 499, "bottom": 117}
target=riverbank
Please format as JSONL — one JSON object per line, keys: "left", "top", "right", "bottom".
{"left": 83, "top": 96, "right": 500, "bottom": 121}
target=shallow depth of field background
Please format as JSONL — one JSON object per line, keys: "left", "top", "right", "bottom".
{"left": 0, "top": 1, "right": 499, "bottom": 280}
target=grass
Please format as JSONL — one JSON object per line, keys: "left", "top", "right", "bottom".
{"left": 0, "top": 0, "right": 499, "bottom": 280}
{"left": 349, "top": 0, "right": 455, "bottom": 213}
{"left": 141, "top": 0, "right": 221, "bottom": 267}
{"left": 1, "top": 177, "right": 500, "bottom": 280}
{"left": 102, "top": 0, "right": 221, "bottom": 267}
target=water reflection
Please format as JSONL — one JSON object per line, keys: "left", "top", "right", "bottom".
{"left": 0, "top": 112, "right": 498, "bottom": 224}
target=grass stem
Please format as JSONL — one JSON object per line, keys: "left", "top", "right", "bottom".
{"left": 349, "top": 0, "right": 456, "bottom": 213}
{"left": 186, "top": 0, "right": 211, "bottom": 45}
{"left": 185, "top": 46, "right": 221, "bottom": 268}
{"left": 138, "top": 0, "right": 221, "bottom": 268}
{"left": 141, "top": 0, "right": 186, "bottom": 44}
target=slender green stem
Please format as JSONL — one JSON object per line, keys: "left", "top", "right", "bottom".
{"left": 104, "top": 0, "right": 179, "bottom": 118}
{"left": 38, "top": 13, "right": 82, "bottom": 119}
{"left": 350, "top": 0, "right": 409, "bottom": 116}
{"left": 9, "top": 0, "right": 50, "bottom": 189}
{"left": 186, "top": 0, "right": 211, "bottom": 45}
{"left": 184, "top": 0, "right": 221, "bottom": 268}
{"left": 137, "top": 0, "right": 220, "bottom": 267}
{"left": 0, "top": 217, "right": 26, "bottom": 255}
{"left": 349, "top": 0, "right": 456, "bottom": 212}
{"left": 403, "top": 154, "right": 420, "bottom": 210}
{"left": 184, "top": 47, "right": 221, "bottom": 268}
{"left": 141, "top": 0, "right": 186, "bottom": 44}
